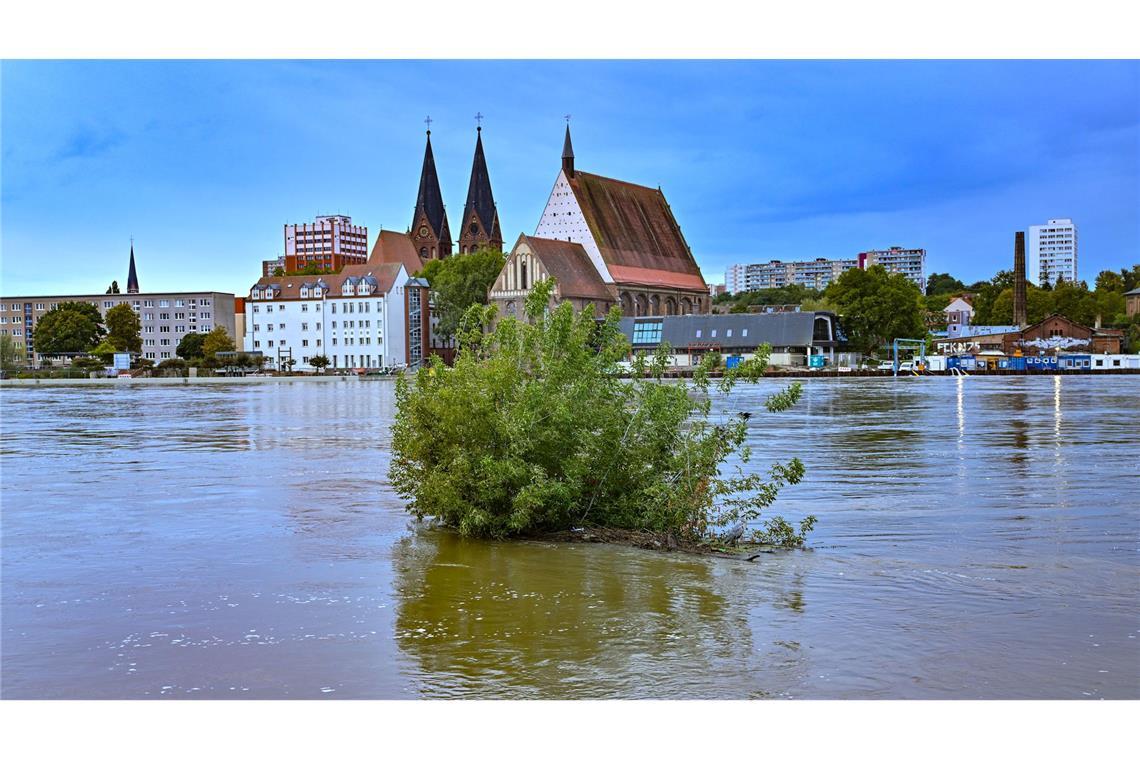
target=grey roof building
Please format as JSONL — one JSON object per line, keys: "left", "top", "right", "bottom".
{"left": 619, "top": 311, "right": 846, "bottom": 366}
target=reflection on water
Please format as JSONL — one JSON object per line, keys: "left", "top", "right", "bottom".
{"left": 2, "top": 377, "right": 1138, "bottom": 699}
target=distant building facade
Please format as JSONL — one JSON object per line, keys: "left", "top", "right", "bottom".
{"left": 1125, "top": 287, "right": 1140, "bottom": 318}
{"left": 857, "top": 247, "right": 926, "bottom": 293}
{"left": 0, "top": 245, "right": 234, "bottom": 365}
{"left": 1028, "top": 218, "right": 1078, "bottom": 286}
{"left": 262, "top": 256, "right": 285, "bottom": 277}
{"left": 726, "top": 247, "right": 925, "bottom": 295}
{"left": 725, "top": 257, "right": 858, "bottom": 294}
{"left": 944, "top": 295, "right": 975, "bottom": 338}
{"left": 284, "top": 215, "right": 368, "bottom": 273}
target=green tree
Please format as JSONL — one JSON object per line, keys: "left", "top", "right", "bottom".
{"left": 390, "top": 278, "right": 811, "bottom": 546}
{"left": 201, "top": 326, "right": 236, "bottom": 359}
{"left": 272, "top": 266, "right": 285, "bottom": 277}
{"left": 309, "top": 354, "right": 330, "bottom": 373}
{"left": 1095, "top": 269, "right": 1125, "bottom": 293}
{"left": 30, "top": 302, "right": 105, "bottom": 355}
{"left": 925, "top": 272, "right": 966, "bottom": 296}
{"left": 823, "top": 265, "right": 924, "bottom": 355}
{"left": 176, "top": 332, "right": 206, "bottom": 361}
{"left": 0, "top": 334, "right": 22, "bottom": 371}
{"left": 1050, "top": 279, "right": 1096, "bottom": 326}
{"left": 105, "top": 303, "right": 142, "bottom": 353}
{"left": 418, "top": 247, "right": 507, "bottom": 341}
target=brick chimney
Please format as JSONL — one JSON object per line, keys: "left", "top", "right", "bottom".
{"left": 1013, "top": 231, "right": 1028, "bottom": 328}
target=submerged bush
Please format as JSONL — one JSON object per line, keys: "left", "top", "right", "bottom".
{"left": 390, "top": 280, "right": 812, "bottom": 544}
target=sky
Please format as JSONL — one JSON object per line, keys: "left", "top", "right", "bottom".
{"left": 1, "top": 60, "right": 1137, "bottom": 297}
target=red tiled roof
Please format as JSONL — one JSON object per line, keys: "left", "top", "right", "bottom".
{"left": 369, "top": 230, "right": 423, "bottom": 274}
{"left": 568, "top": 171, "right": 706, "bottom": 293}
{"left": 250, "top": 261, "right": 405, "bottom": 300}
{"left": 521, "top": 235, "right": 615, "bottom": 302}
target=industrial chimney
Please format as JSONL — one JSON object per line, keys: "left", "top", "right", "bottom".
{"left": 1013, "top": 231, "right": 1028, "bottom": 328}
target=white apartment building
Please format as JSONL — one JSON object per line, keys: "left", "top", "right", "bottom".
{"left": 725, "top": 258, "right": 858, "bottom": 294}
{"left": 243, "top": 262, "right": 410, "bottom": 371}
{"left": 857, "top": 247, "right": 927, "bottom": 293}
{"left": 1028, "top": 218, "right": 1078, "bottom": 286}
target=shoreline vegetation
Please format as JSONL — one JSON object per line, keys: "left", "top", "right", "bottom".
{"left": 390, "top": 279, "right": 816, "bottom": 550}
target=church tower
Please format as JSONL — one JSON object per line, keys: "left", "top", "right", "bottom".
{"left": 458, "top": 120, "right": 502, "bottom": 254}
{"left": 410, "top": 125, "right": 452, "bottom": 262}
{"left": 126, "top": 241, "right": 140, "bottom": 294}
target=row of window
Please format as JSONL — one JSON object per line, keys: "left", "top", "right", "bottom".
{"left": 0, "top": 299, "right": 211, "bottom": 312}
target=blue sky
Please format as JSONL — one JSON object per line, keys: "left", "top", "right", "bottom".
{"left": 2, "top": 60, "right": 1137, "bottom": 296}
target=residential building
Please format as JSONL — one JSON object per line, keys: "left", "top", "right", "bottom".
{"left": 944, "top": 295, "right": 976, "bottom": 338}
{"left": 284, "top": 215, "right": 368, "bottom": 273}
{"left": 0, "top": 246, "right": 234, "bottom": 365}
{"left": 529, "top": 125, "right": 709, "bottom": 316}
{"left": 619, "top": 311, "right": 850, "bottom": 368}
{"left": 262, "top": 256, "right": 285, "bottom": 277}
{"left": 724, "top": 258, "right": 858, "bottom": 294}
{"left": 858, "top": 247, "right": 926, "bottom": 292}
{"left": 457, "top": 126, "right": 503, "bottom": 253}
{"left": 1027, "top": 218, "right": 1078, "bottom": 286}
{"left": 233, "top": 297, "right": 246, "bottom": 351}
{"left": 708, "top": 283, "right": 727, "bottom": 298}
{"left": 244, "top": 259, "right": 412, "bottom": 372}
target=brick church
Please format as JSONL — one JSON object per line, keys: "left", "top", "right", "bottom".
{"left": 489, "top": 125, "right": 710, "bottom": 319}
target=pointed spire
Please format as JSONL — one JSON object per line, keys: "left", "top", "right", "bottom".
{"left": 126, "top": 239, "right": 139, "bottom": 294}
{"left": 562, "top": 120, "right": 575, "bottom": 178}
{"left": 411, "top": 124, "right": 451, "bottom": 257}
{"left": 460, "top": 120, "right": 502, "bottom": 252}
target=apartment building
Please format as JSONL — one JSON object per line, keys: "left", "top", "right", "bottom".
{"left": 283, "top": 215, "right": 369, "bottom": 273}
{"left": 243, "top": 263, "right": 412, "bottom": 372}
{"left": 1028, "top": 218, "right": 1078, "bottom": 286}
{"left": 725, "top": 258, "right": 858, "bottom": 294}
{"left": 857, "top": 247, "right": 927, "bottom": 292}
{"left": 0, "top": 292, "right": 236, "bottom": 365}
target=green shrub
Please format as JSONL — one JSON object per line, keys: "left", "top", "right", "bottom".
{"left": 390, "top": 279, "right": 811, "bottom": 542}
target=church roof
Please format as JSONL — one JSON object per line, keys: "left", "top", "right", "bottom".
{"left": 567, "top": 171, "right": 706, "bottom": 293}
{"left": 412, "top": 132, "right": 449, "bottom": 241}
{"left": 369, "top": 230, "right": 423, "bottom": 275}
{"left": 520, "top": 235, "right": 614, "bottom": 303}
{"left": 462, "top": 128, "right": 500, "bottom": 239}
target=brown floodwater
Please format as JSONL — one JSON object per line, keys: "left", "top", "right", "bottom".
{"left": 1, "top": 376, "right": 1137, "bottom": 698}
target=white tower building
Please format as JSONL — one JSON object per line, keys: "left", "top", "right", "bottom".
{"left": 1027, "top": 218, "right": 1078, "bottom": 286}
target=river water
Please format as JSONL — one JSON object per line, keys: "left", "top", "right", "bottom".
{"left": 1, "top": 376, "right": 1137, "bottom": 699}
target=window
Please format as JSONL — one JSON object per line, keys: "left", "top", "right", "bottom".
{"left": 301, "top": 304, "right": 309, "bottom": 312}
{"left": 302, "top": 340, "right": 309, "bottom": 347}
{"left": 742, "top": 328, "right": 748, "bottom": 337}
{"left": 632, "top": 321, "right": 663, "bottom": 344}
{"left": 35, "top": 303, "right": 45, "bottom": 311}
{"left": 268, "top": 340, "right": 274, "bottom": 347}
{"left": 159, "top": 313, "right": 170, "bottom": 320}
{"left": 695, "top": 329, "right": 702, "bottom": 338}
{"left": 254, "top": 340, "right": 260, "bottom": 348}
{"left": 301, "top": 323, "right": 308, "bottom": 331}
{"left": 279, "top": 323, "right": 285, "bottom": 330}
{"left": 252, "top": 305, "right": 259, "bottom": 313}
{"left": 726, "top": 329, "right": 733, "bottom": 338}
{"left": 159, "top": 300, "right": 170, "bottom": 308}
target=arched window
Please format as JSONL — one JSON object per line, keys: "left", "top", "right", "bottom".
{"left": 420, "top": 247, "right": 428, "bottom": 259}
{"left": 635, "top": 294, "right": 649, "bottom": 317}
{"left": 665, "top": 297, "right": 677, "bottom": 316}
{"left": 681, "top": 297, "right": 693, "bottom": 315}
{"left": 619, "top": 292, "right": 634, "bottom": 316}
{"left": 650, "top": 295, "right": 661, "bottom": 316}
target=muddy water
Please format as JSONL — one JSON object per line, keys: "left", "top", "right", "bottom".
{"left": 1, "top": 376, "right": 1137, "bottom": 698}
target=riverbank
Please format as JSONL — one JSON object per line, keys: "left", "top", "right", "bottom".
{"left": 0, "top": 373, "right": 387, "bottom": 387}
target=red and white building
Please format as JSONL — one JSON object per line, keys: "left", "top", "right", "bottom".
{"left": 283, "top": 215, "right": 368, "bottom": 273}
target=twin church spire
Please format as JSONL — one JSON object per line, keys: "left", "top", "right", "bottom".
{"left": 410, "top": 118, "right": 502, "bottom": 263}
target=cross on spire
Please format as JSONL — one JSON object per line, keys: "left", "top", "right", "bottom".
{"left": 474, "top": 112, "right": 484, "bottom": 130}
{"left": 564, "top": 113, "right": 572, "bottom": 124}
{"left": 424, "top": 115, "right": 433, "bottom": 134}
